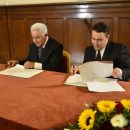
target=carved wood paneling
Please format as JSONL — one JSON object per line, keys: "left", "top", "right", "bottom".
{"left": 68, "top": 19, "right": 90, "bottom": 65}
{"left": 0, "top": 2, "right": 130, "bottom": 65}
{"left": 0, "top": 7, "right": 10, "bottom": 63}
{"left": 118, "top": 18, "right": 130, "bottom": 46}
{"left": 46, "top": 19, "right": 64, "bottom": 45}
{"left": 8, "top": 19, "right": 30, "bottom": 59}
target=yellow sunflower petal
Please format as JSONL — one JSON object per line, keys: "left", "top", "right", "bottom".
{"left": 78, "top": 109, "right": 96, "bottom": 130}
{"left": 121, "top": 99, "right": 130, "bottom": 110}
{"left": 97, "top": 100, "right": 116, "bottom": 113}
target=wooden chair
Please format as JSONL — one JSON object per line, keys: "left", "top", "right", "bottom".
{"left": 128, "top": 78, "right": 130, "bottom": 82}
{"left": 63, "top": 50, "right": 70, "bottom": 73}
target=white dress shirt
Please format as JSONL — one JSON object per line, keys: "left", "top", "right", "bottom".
{"left": 34, "top": 36, "right": 48, "bottom": 70}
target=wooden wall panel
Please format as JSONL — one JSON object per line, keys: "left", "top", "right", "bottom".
{"left": 8, "top": 19, "right": 30, "bottom": 59}
{"left": 46, "top": 19, "right": 64, "bottom": 45}
{"left": 0, "top": 1, "right": 130, "bottom": 65}
{"left": 0, "top": 7, "right": 10, "bottom": 63}
{"left": 68, "top": 19, "right": 90, "bottom": 65}
{"left": 118, "top": 18, "right": 130, "bottom": 50}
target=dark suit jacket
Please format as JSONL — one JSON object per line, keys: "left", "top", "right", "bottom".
{"left": 83, "top": 41, "right": 130, "bottom": 81}
{"left": 19, "top": 37, "right": 63, "bottom": 72}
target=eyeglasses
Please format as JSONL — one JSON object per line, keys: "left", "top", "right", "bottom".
{"left": 32, "top": 34, "right": 47, "bottom": 40}
{"left": 32, "top": 36, "right": 41, "bottom": 40}
{"left": 91, "top": 37, "right": 103, "bottom": 43}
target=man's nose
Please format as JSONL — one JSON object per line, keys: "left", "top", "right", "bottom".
{"left": 94, "top": 40, "right": 98, "bottom": 45}
{"left": 34, "top": 39, "right": 38, "bottom": 43}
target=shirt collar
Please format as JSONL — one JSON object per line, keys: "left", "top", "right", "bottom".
{"left": 41, "top": 36, "right": 49, "bottom": 48}
{"left": 96, "top": 47, "right": 106, "bottom": 58}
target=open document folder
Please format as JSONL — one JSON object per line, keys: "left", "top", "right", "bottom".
{"left": 0, "top": 64, "right": 43, "bottom": 78}
{"left": 64, "top": 61, "right": 125, "bottom": 92}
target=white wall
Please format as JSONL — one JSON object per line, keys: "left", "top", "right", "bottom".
{"left": 0, "top": 0, "right": 125, "bottom": 6}
{"left": 0, "top": 0, "right": 5, "bottom": 5}
{"left": 6, "top": 0, "right": 81, "bottom": 5}
{"left": 0, "top": 0, "right": 104, "bottom": 6}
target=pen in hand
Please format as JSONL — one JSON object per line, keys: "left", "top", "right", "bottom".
{"left": 5, "top": 60, "right": 17, "bottom": 68}
{"left": 72, "top": 64, "right": 75, "bottom": 74}
{"left": 4, "top": 60, "right": 18, "bottom": 69}
{"left": 70, "top": 64, "right": 79, "bottom": 75}
{"left": 5, "top": 63, "right": 11, "bottom": 68}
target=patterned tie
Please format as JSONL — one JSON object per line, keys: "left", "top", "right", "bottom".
{"left": 95, "top": 51, "right": 101, "bottom": 61}
{"left": 38, "top": 48, "right": 43, "bottom": 58}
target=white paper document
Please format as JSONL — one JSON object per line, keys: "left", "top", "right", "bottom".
{"left": 87, "top": 81, "right": 125, "bottom": 92}
{"left": 0, "top": 64, "right": 43, "bottom": 78}
{"left": 64, "top": 74, "right": 87, "bottom": 87}
{"left": 64, "top": 74, "right": 117, "bottom": 87}
{"left": 64, "top": 61, "right": 125, "bottom": 92}
{"left": 79, "top": 61, "right": 113, "bottom": 82}
{"left": 64, "top": 75, "right": 125, "bottom": 92}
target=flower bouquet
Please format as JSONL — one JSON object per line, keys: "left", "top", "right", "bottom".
{"left": 64, "top": 99, "right": 130, "bottom": 130}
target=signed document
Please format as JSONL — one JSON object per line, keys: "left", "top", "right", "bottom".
{"left": 87, "top": 81, "right": 125, "bottom": 92}
{"left": 79, "top": 61, "right": 113, "bottom": 82}
{"left": 0, "top": 64, "right": 43, "bottom": 78}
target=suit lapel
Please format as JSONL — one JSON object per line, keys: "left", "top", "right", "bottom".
{"left": 90, "top": 46, "right": 96, "bottom": 60}
{"left": 33, "top": 45, "right": 39, "bottom": 60}
{"left": 91, "top": 48, "right": 96, "bottom": 60}
{"left": 102, "top": 41, "right": 112, "bottom": 60}
{"left": 39, "top": 38, "right": 51, "bottom": 60}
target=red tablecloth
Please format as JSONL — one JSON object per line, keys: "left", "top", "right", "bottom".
{"left": 0, "top": 64, "right": 129, "bottom": 130}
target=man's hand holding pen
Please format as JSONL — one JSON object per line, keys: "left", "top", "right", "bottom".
{"left": 70, "top": 65, "right": 79, "bottom": 75}
{"left": 6, "top": 60, "right": 18, "bottom": 67}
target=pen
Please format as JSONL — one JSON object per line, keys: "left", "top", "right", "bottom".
{"left": 4, "top": 64, "right": 11, "bottom": 68}
{"left": 72, "top": 64, "right": 75, "bottom": 74}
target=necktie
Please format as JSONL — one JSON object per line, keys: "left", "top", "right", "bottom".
{"left": 38, "top": 48, "right": 43, "bottom": 58}
{"left": 96, "top": 51, "right": 101, "bottom": 61}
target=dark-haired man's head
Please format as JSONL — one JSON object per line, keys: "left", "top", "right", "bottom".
{"left": 91, "top": 22, "right": 110, "bottom": 51}
{"left": 92, "top": 22, "right": 109, "bottom": 35}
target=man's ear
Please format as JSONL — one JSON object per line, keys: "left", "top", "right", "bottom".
{"left": 106, "top": 34, "right": 110, "bottom": 39}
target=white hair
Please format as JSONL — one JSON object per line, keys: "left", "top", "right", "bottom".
{"left": 31, "top": 23, "right": 48, "bottom": 35}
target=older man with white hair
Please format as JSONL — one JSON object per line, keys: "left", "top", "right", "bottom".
{"left": 7, "top": 23, "right": 63, "bottom": 72}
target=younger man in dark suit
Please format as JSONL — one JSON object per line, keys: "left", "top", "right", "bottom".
{"left": 7, "top": 23, "right": 63, "bottom": 72}
{"left": 70, "top": 22, "right": 130, "bottom": 81}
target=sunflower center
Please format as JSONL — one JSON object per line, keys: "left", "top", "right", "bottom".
{"left": 86, "top": 117, "right": 91, "bottom": 125}
{"left": 104, "top": 104, "right": 109, "bottom": 108}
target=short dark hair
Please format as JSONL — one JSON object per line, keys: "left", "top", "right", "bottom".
{"left": 92, "top": 22, "right": 109, "bottom": 35}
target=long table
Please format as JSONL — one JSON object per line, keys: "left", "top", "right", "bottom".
{"left": 0, "top": 64, "right": 130, "bottom": 130}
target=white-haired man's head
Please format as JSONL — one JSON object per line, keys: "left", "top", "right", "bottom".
{"left": 31, "top": 23, "right": 48, "bottom": 47}
{"left": 31, "top": 23, "right": 48, "bottom": 35}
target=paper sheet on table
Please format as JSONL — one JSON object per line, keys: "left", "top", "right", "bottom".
{"left": 0, "top": 64, "right": 43, "bottom": 78}
{"left": 64, "top": 74, "right": 87, "bottom": 87}
{"left": 64, "top": 74, "right": 117, "bottom": 87}
{"left": 79, "top": 61, "right": 113, "bottom": 82}
{"left": 87, "top": 81, "right": 125, "bottom": 92}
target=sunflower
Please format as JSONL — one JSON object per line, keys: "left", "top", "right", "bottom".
{"left": 78, "top": 109, "right": 96, "bottom": 130}
{"left": 121, "top": 99, "right": 130, "bottom": 110}
{"left": 97, "top": 100, "right": 116, "bottom": 113}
